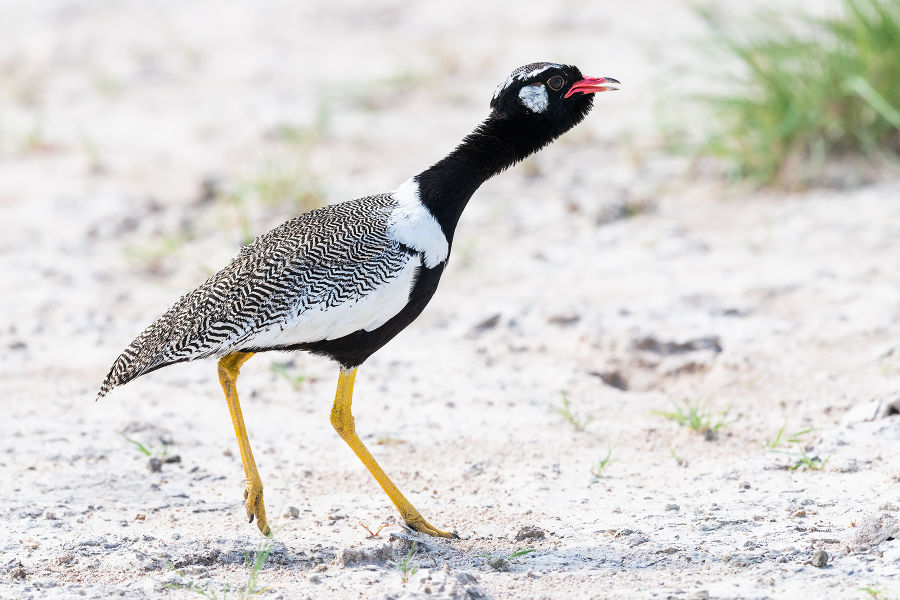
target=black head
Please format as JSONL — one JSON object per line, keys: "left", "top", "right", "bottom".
{"left": 489, "top": 62, "right": 619, "bottom": 138}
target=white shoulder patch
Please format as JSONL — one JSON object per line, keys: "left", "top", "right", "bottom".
{"left": 519, "top": 84, "right": 549, "bottom": 113}
{"left": 387, "top": 178, "right": 449, "bottom": 269}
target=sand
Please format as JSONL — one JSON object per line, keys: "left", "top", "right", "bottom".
{"left": 1, "top": 1, "right": 898, "bottom": 599}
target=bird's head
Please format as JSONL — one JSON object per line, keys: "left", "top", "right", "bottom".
{"left": 489, "top": 62, "right": 619, "bottom": 138}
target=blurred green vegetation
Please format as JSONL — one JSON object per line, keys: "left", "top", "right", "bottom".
{"left": 695, "top": 0, "right": 900, "bottom": 186}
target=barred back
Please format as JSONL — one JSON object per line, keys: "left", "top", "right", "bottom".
{"left": 97, "top": 194, "right": 411, "bottom": 399}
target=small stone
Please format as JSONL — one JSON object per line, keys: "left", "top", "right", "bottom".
{"left": 181, "top": 565, "right": 208, "bottom": 577}
{"left": 164, "top": 455, "right": 182, "bottom": 464}
{"left": 515, "top": 526, "right": 546, "bottom": 541}
{"left": 9, "top": 567, "right": 26, "bottom": 580}
{"left": 596, "top": 370, "right": 628, "bottom": 391}
{"left": 308, "top": 574, "right": 321, "bottom": 583}
{"left": 148, "top": 458, "right": 162, "bottom": 473}
{"left": 793, "top": 509, "right": 807, "bottom": 518}
{"left": 285, "top": 506, "right": 300, "bottom": 519}
{"left": 56, "top": 554, "right": 74, "bottom": 565}
{"left": 665, "top": 504, "right": 680, "bottom": 512}
{"left": 486, "top": 556, "right": 510, "bottom": 571}
{"left": 811, "top": 550, "right": 829, "bottom": 568}
{"left": 134, "top": 513, "right": 146, "bottom": 521}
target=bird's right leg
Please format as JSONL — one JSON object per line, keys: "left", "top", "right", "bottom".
{"left": 217, "top": 352, "right": 270, "bottom": 536}
{"left": 330, "top": 368, "right": 457, "bottom": 538}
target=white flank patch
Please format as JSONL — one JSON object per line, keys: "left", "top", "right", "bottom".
{"left": 518, "top": 84, "right": 549, "bottom": 113}
{"left": 386, "top": 178, "right": 449, "bottom": 269}
{"left": 234, "top": 255, "right": 422, "bottom": 348}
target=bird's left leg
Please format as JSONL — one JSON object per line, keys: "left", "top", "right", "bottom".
{"left": 217, "top": 351, "right": 270, "bottom": 536}
{"left": 330, "top": 368, "right": 457, "bottom": 539}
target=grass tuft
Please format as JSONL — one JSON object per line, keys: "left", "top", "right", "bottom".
{"left": 669, "top": 447, "right": 688, "bottom": 468}
{"left": 762, "top": 421, "right": 817, "bottom": 450}
{"left": 477, "top": 548, "right": 536, "bottom": 561}
{"left": 270, "top": 362, "right": 307, "bottom": 390}
{"left": 861, "top": 586, "right": 899, "bottom": 600}
{"left": 120, "top": 432, "right": 153, "bottom": 457}
{"left": 652, "top": 400, "right": 731, "bottom": 437}
{"left": 391, "top": 541, "right": 418, "bottom": 584}
{"left": 551, "top": 392, "right": 594, "bottom": 432}
{"left": 763, "top": 421, "right": 830, "bottom": 470}
{"left": 475, "top": 548, "right": 536, "bottom": 570}
{"left": 694, "top": 0, "right": 900, "bottom": 185}
{"left": 591, "top": 447, "right": 614, "bottom": 477}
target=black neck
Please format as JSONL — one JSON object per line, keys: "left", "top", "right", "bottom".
{"left": 415, "top": 115, "right": 553, "bottom": 242}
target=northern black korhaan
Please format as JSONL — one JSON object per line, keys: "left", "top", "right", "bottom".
{"left": 98, "top": 62, "right": 620, "bottom": 538}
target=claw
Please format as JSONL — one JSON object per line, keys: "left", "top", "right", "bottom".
{"left": 403, "top": 512, "right": 458, "bottom": 539}
{"left": 244, "top": 482, "right": 270, "bottom": 536}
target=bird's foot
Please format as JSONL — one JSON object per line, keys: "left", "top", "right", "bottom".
{"left": 402, "top": 511, "right": 458, "bottom": 539}
{"left": 243, "top": 483, "right": 271, "bottom": 536}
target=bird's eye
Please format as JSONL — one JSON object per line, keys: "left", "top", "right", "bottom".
{"left": 547, "top": 75, "right": 565, "bottom": 91}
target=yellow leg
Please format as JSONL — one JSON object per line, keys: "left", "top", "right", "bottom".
{"left": 330, "top": 368, "right": 457, "bottom": 538}
{"left": 217, "top": 352, "right": 270, "bottom": 536}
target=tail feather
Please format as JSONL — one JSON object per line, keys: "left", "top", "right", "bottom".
{"left": 96, "top": 338, "right": 167, "bottom": 400}
{"left": 96, "top": 296, "right": 206, "bottom": 400}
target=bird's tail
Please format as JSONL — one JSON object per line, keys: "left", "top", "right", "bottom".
{"left": 95, "top": 309, "right": 189, "bottom": 401}
{"left": 96, "top": 346, "right": 143, "bottom": 400}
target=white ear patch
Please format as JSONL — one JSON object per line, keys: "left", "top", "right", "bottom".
{"left": 518, "top": 84, "right": 549, "bottom": 113}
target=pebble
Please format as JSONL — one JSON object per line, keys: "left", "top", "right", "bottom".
{"left": 486, "top": 557, "right": 510, "bottom": 572}
{"left": 665, "top": 503, "right": 680, "bottom": 512}
{"left": 812, "top": 550, "right": 829, "bottom": 568}
{"left": 515, "top": 526, "right": 546, "bottom": 541}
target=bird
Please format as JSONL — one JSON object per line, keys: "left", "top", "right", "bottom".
{"left": 97, "top": 62, "right": 619, "bottom": 539}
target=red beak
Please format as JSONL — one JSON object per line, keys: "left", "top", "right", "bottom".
{"left": 564, "top": 76, "right": 621, "bottom": 98}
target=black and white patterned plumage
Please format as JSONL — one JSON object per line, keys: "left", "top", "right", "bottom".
{"left": 98, "top": 61, "right": 613, "bottom": 400}
{"left": 97, "top": 185, "right": 444, "bottom": 399}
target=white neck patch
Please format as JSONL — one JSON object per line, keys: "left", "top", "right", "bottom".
{"left": 387, "top": 178, "right": 449, "bottom": 269}
{"left": 519, "top": 84, "right": 549, "bottom": 113}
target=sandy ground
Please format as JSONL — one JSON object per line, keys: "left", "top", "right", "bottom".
{"left": 1, "top": 1, "right": 899, "bottom": 599}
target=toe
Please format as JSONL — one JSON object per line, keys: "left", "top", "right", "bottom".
{"left": 405, "top": 515, "right": 457, "bottom": 539}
